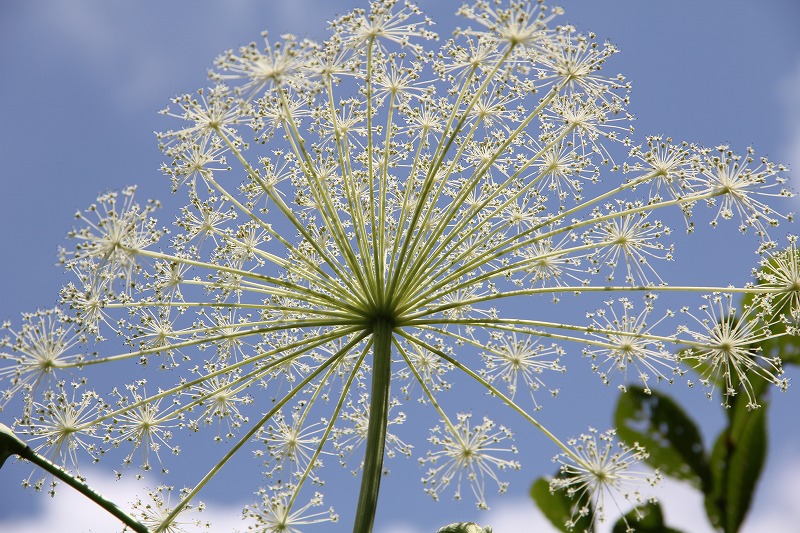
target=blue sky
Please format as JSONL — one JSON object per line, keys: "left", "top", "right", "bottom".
{"left": 1, "top": 1, "right": 800, "bottom": 531}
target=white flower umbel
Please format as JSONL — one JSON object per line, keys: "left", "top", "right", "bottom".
{"left": 680, "top": 293, "right": 788, "bottom": 409}
{"left": 243, "top": 484, "right": 338, "bottom": 533}
{"left": 21, "top": 382, "right": 104, "bottom": 479}
{"left": 258, "top": 410, "right": 326, "bottom": 481}
{"left": 551, "top": 428, "right": 660, "bottom": 530}
{"left": 421, "top": 413, "right": 519, "bottom": 510}
{"left": 584, "top": 295, "right": 678, "bottom": 393}
{"left": 754, "top": 236, "right": 800, "bottom": 323}
{"left": 109, "top": 380, "right": 179, "bottom": 471}
{"left": 482, "top": 332, "right": 563, "bottom": 408}
{"left": 132, "top": 485, "right": 209, "bottom": 533}
{"left": 0, "top": 309, "right": 83, "bottom": 413}
{"left": 2, "top": 1, "right": 797, "bottom": 532}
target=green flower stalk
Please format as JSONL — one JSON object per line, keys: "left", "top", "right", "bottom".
{"left": 1, "top": 1, "right": 797, "bottom": 531}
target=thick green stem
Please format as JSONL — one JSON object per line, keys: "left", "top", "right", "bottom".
{"left": 0, "top": 423, "right": 148, "bottom": 533}
{"left": 352, "top": 319, "right": 393, "bottom": 533}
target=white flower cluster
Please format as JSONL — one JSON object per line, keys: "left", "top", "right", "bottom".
{"left": 2, "top": 1, "right": 796, "bottom": 531}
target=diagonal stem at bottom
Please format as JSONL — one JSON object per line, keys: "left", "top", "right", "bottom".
{"left": 352, "top": 319, "right": 393, "bottom": 533}
{"left": 0, "top": 423, "right": 148, "bottom": 533}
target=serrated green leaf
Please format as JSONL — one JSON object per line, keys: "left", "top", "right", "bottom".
{"left": 614, "top": 386, "right": 710, "bottom": 491}
{"left": 530, "top": 476, "right": 593, "bottom": 533}
{"left": 611, "top": 502, "right": 684, "bottom": 533}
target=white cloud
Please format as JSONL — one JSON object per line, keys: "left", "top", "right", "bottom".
{"left": 743, "top": 456, "right": 800, "bottom": 532}
{"left": 383, "top": 497, "right": 554, "bottom": 533}
{"left": 383, "top": 524, "right": 427, "bottom": 533}
{"left": 6, "top": 455, "right": 800, "bottom": 532}
{"left": 480, "top": 497, "right": 554, "bottom": 532}
{"left": 651, "top": 477, "right": 715, "bottom": 533}
{"left": 1, "top": 468, "right": 247, "bottom": 533}
{"left": 383, "top": 459, "right": 800, "bottom": 533}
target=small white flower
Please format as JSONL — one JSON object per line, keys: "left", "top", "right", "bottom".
{"left": 483, "top": 332, "right": 562, "bottom": 407}
{"left": 457, "top": 1, "right": 552, "bottom": 48}
{"left": 61, "top": 186, "right": 162, "bottom": 293}
{"left": 109, "top": 381, "right": 178, "bottom": 471}
{"left": 258, "top": 410, "right": 325, "bottom": 480}
{"left": 689, "top": 145, "right": 793, "bottom": 236}
{"left": 187, "top": 374, "right": 249, "bottom": 439}
{"left": 334, "top": 394, "right": 412, "bottom": 464}
{"left": 586, "top": 211, "right": 672, "bottom": 285}
{"left": 338, "top": 0, "right": 437, "bottom": 51}
{"left": 158, "top": 85, "right": 243, "bottom": 145}
{"left": 214, "top": 33, "right": 309, "bottom": 98}
{"left": 627, "top": 136, "right": 695, "bottom": 203}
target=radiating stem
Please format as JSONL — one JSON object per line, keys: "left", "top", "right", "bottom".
{"left": 352, "top": 319, "right": 393, "bottom": 533}
{"left": 154, "top": 331, "right": 368, "bottom": 531}
{"left": 0, "top": 423, "right": 148, "bottom": 533}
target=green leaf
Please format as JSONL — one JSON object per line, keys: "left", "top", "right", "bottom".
{"left": 611, "top": 502, "right": 684, "bottom": 533}
{"left": 705, "top": 393, "right": 768, "bottom": 533}
{"left": 614, "top": 386, "right": 711, "bottom": 491}
{"left": 530, "top": 476, "right": 593, "bottom": 533}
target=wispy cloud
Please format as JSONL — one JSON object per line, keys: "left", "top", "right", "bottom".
{"left": 779, "top": 59, "right": 800, "bottom": 182}
{"left": 31, "top": 1, "right": 349, "bottom": 112}
{"left": 35, "top": 1, "right": 185, "bottom": 110}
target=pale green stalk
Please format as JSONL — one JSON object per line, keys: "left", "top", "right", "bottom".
{"left": 215, "top": 130, "right": 370, "bottom": 305}
{"left": 74, "top": 326, "right": 360, "bottom": 431}
{"left": 324, "top": 76, "right": 374, "bottom": 287}
{"left": 287, "top": 344, "right": 371, "bottom": 510}
{"left": 386, "top": 64, "right": 478, "bottom": 296}
{"left": 155, "top": 331, "right": 369, "bottom": 532}
{"left": 352, "top": 319, "right": 393, "bottom": 533}
{"left": 394, "top": 330, "right": 579, "bottom": 461}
